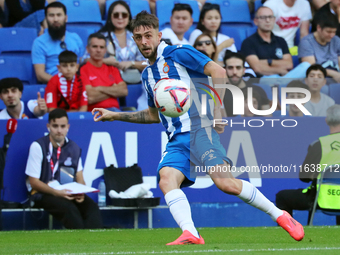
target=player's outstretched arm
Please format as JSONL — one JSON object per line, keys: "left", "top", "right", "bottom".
{"left": 92, "top": 107, "right": 161, "bottom": 124}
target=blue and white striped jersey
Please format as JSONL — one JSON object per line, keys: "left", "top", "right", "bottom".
{"left": 142, "top": 42, "right": 214, "bottom": 139}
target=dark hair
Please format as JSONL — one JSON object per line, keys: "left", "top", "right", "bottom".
{"left": 49, "top": 108, "right": 68, "bottom": 122}
{"left": 315, "top": 12, "right": 338, "bottom": 29}
{"left": 130, "top": 11, "right": 159, "bottom": 32}
{"left": 196, "top": 3, "right": 221, "bottom": 33}
{"left": 172, "top": 3, "right": 193, "bottom": 16}
{"left": 193, "top": 33, "right": 216, "bottom": 60}
{"left": 58, "top": 50, "right": 77, "bottom": 64}
{"left": 87, "top": 32, "right": 107, "bottom": 46}
{"left": 224, "top": 51, "right": 246, "bottom": 67}
{"left": 286, "top": 80, "right": 309, "bottom": 90}
{"left": 45, "top": 2, "right": 66, "bottom": 16}
{"left": 0, "top": 78, "right": 23, "bottom": 93}
{"left": 100, "top": 0, "right": 132, "bottom": 33}
{"left": 306, "top": 64, "right": 327, "bottom": 78}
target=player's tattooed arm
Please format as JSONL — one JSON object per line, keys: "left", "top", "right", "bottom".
{"left": 118, "top": 107, "right": 160, "bottom": 124}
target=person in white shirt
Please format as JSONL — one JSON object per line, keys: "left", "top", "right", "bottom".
{"left": 0, "top": 78, "right": 47, "bottom": 119}
{"left": 188, "top": 3, "right": 236, "bottom": 63}
{"left": 304, "top": 64, "right": 335, "bottom": 116}
{"left": 161, "top": 3, "right": 193, "bottom": 45}
{"left": 264, "top": 0, "right": 312, "bottom": 50}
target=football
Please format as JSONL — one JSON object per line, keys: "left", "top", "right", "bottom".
{"left": 153, "top": 79, "right": 191, "bottom": 118}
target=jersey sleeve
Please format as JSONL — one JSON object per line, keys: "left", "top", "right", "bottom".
{"left": 77, "top": 157, "right": 83, "bottom": 172}
{"left": 45, "top": 76, "right": 59, "bottom": 108}
{"left": 301, "top": 1, "right": 312, "bottom": 21}
{"left": 141, "top": 70, "right": 156, "bottom": 108}
{"left": 25, "top": 142, "right": 43, "bottom": 179}
{"left": 172, "top": 46, "right": 211, "bottom": 74}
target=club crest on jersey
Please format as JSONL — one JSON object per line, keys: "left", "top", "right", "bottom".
{"left": 163, "top": 62, "right": 170, "bottom": 73}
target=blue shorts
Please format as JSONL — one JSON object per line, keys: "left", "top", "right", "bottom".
{"left": 157, "top": 127, "right": 232, "bottom": 187}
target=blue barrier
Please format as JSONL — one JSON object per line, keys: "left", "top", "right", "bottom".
{"left": 0, "top": 117, "right": 329, "bottom": 207}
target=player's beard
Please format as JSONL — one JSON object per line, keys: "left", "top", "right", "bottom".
{"left": 140, "top": 46, "right": 157, "bottom": 60}
{"left": 48, "top": 23, "right": 66, "bottom": 41}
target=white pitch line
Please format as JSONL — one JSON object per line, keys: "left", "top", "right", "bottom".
{"left": 28, "top": 246, "right": 340, "bottom": 255}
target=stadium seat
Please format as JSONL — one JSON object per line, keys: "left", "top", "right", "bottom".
{"left": 220, "top": 26, "right": 248, "bottom": 51}
{"left": 292, "top": 55, "right": 300, "bottom": 68}
{"left": 125, "top": 83, "right": 143, "bottom": 109}
{"left": 308, "top": 165, "right": 340, "bottom": 226}
{"left": 321, "top": 85, "right": 329, "bottom": 95}
{"left": 329, "top": 84, "right": 340, "bottom": 104}
{"left": 254, "top": 0, "right": 262, "bottom": 14}
{"left": 156, "top": 0, "right": 200, "bottom": 31}
{"left": 66, "top": 27, "right": 89, "bottom": 49}
{"left": 206, "top": 0, "right": 252, "bottom": 27}
{"left": 0, "top": 56, "right": 36, "bottom": 84}
{"left": 105, "top": 0, "right": 151, "bottom": 19}
{"left": 0, "top": 28, "right": 37, "bottom": 57}
{"left": 247, "top": 26, "right": 257, "bottom": 37}
{"left": 57, "top": 0, "right": 102, "bottom": 34}
{"left": 21, "top": 84, "right": 47, "bottom": 103}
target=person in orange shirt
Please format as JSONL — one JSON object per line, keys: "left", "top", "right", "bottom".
{"left": 45, "top": 51, "right": 88, "bottom": 112}
{"left": 80, "top": 33, "right": 128, "bottom": 112}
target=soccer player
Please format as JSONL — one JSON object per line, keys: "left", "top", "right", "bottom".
{"left": 92, "top": 11, "right": 304, "bottom": 245}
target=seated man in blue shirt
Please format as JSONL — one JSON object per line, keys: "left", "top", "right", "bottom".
{"left": 31, "top": 2, "right": 84, "bottom": 83}
{"left": 0, "top": 78, "right": 47, "bottom": 119}
{"left": 241, "top": 6, "right": 310, "bottom": 83}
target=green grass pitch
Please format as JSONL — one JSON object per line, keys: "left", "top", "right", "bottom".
{"left": 0, "top": 226, "right": 340, "bottom": 254}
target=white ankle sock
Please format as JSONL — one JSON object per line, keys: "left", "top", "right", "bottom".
{"left": 165, "top": 189, "right": 199, "bottom": 238}
{"left": 237, "top": 180, "right": 283, "bottom": 221}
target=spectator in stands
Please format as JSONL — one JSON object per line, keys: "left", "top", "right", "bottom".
{"left": 312, "top": 0, "right": 340, "bottom": 38}
{"left": 299, "top": 13, "right": 340, "bottom": 83}
{"left": 45, "top": 51, "right": 87, "bottom": 113}
{"left": 0, "top": 0, "right": 45, "bottom": 27}
{"left": 161, "top": 3, "right": 193, "bottom": 45}
{"left": 223, "top": 52, "right": 270, "bottom": 117}
{"left": 263, "top": 0, "right": 312, "bottom": 53}
{"left": 284, "top": 80, "right": 310, "bottom": 117}
{"left": 276, "top": 104, "right": 340, "bottom": 224}
{"left": 80, "top": 33, "right": 128, "bottom": 112}
{"left": 0, "top": 78, "right": 47, "bottom": 119}
{"left": 25, "top": 108, "right": 102, "bottom": 229}
{"left": 193, "top": 34, "right": 217, "bottom": 61}
{"left": 303, "top": 64, "right": 335, "bottom": 116}
{"left": 94, "top": 1, "right": 145, "bottom": 75}
{"left": 32, "top": 2, "right": 84, "bottom": 83}
{"left": 241, "top": 6, "right": 310, "bottom": 80}
{"left": 188, "top": 3, "right": 236, "bottom": 63}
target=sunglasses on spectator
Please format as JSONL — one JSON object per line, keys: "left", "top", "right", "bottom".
{"left": 197, "top": 40, "right": 212, "bottom": 46}
{"left": 256, "top": 15, "right": 275, "bottom": 20}
{"left": 60, "top": 41, "right": 67, "bottom": 49}
{"left": 113, "top": 12, "right": 129, "bottom": 19}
